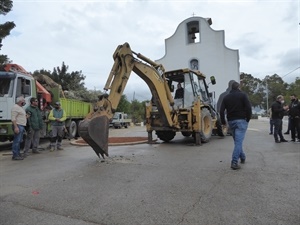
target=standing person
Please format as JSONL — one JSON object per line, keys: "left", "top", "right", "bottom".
{"left": 288, "top": 94, "right": 300, "bottom": 142}
{"left": 48, "top": 102, "right": 66, "bottom": 151}
{"left": 220, "top": 81, "right": 252, "bottom": 170}
{"left": 271, "top": 95, "right": 289, "bottom": 143}
{"left": 11, "top": 96, "right": 27, "bottom": 160}
{"left": 268, "top": 108, "right": 274, "bottom": 135}
{"left": 174, "top": 83, "right": 184, "bottom": 99}
{"left": 23, "top": 97, "right": 43, "bottom": 155}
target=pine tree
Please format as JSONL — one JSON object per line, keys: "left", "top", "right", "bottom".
{"left": 0, "top": 0, "right": 15, "bottom": 65}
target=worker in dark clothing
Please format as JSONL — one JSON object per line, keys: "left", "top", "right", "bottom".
{"left": 271, "top": 95, "right": 289, "bottom": 143}
{"left": 220, "top": 82, "right": 252, "bottom": 170}
{"left": 23, "top": 97, "right": 43, "bottom": 155}
{"left": 288, "top": 94, "right": 300, "bottom": 142}
{"left": 174, "top": 83, "right": 184, "bottom": 99}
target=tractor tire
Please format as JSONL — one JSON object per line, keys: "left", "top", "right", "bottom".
{"left": 156, "top": 131, "right": 176, "bottom": 142}
{"left": 200, "top": 108, "right": 213, "bottom": 143}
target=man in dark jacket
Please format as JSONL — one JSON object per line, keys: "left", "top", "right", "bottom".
{"left": 220, "top": 82, "right": 252, "bottom": 170}
{"left": 23, "top": 97, "right": 43, "bottom": 155}
{"left": 288, "top": 94, "right": 300, "bottom": 142}
{"left": 271, "top": 95, "right": 289, "bottom": 143}
{"left": 174, "top": 83, "right": 184, "bottom": 99}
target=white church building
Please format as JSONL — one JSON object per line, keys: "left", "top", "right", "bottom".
{"left": 156, "top": 16, "right": 240, "bottom": 112}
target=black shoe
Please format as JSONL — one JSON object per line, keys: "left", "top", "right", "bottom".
{"left": 269, "top": 133, "right": 273, "bottom": 135}
{"left": 32, "top": 151, "right": 40, "bottom": 154}
{"left": 284, "top": 132, "right": 289, "bottom": 135}
{"left": 275, "top": 140, "right": 281, "bottom": 143}
{"left": 12, "top": 156, "right": 24, "bottom": 160}
{"left": 231, "top": 163, "right": 241, "bottom": 170}
{"left": 280, "top": 139, "right": 288, "bottom": 142}
{"left": 240, "top": 158, "right": 246, "bottom": 164}
{"left": 290, "top": 139, "right": 295, "bottom": 142}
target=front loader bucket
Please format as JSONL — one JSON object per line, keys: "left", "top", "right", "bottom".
{"left": 78, "top": 115, "right": 110, "bottom": 158}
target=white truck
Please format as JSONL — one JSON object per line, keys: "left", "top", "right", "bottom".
{"left": 0, "top": 64, "right": 92, "bottom": 143}
{"left": 110, "top": 112, "right": 132, "bottom": 129}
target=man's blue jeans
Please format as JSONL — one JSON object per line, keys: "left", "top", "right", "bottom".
{"left": 228, "top": 119, "right": 248, "bottom": 164}
{"left": 12, "top": 125, "right": 25, "bottom": 158}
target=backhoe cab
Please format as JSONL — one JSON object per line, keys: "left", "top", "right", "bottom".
{"left": 78, "top": 42, "right": 226, "bottom": 158}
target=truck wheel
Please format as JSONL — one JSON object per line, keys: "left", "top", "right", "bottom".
{"left": 200, "top": 108, "right": 212, "bottom": 143}
{"left": 68, "top": 121, "right": 77, "bottom": 138}
{"left": 156, "top": 131, "right": 176, "bottom": 142}
{"left": 76, "top": 120, "right": 82, "bottom": 137}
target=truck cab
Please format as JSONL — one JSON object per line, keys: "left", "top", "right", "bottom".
{"left": 110, "top": 112, "right": 131, "bottom": 129}
{"left": 0, "top": 71, "right": 36, "bottom": 141}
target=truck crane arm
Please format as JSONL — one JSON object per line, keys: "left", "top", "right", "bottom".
{"left": 78, "top": 42, "right": 176, "bottom": 158}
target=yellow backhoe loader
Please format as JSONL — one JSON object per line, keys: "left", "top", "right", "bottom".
{"left": 78, "top": 42, "right": 227, "bottom": 158}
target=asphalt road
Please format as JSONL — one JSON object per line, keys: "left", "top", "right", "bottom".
{"left": 0, "top": 120, "right": 299, "bottom": 225}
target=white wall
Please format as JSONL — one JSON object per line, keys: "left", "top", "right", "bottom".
{"left": 156, "top": 16, "right": 240, "bottom": 111}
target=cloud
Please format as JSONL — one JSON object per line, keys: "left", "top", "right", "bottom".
{"left": 234, "top": 32, "right": 267, "bottom": 58}
{"left": 2, "top": 0, "right": 299, "bottom": 101}
{"left": 279, "top": 48, "right": 299, "bottom": 69}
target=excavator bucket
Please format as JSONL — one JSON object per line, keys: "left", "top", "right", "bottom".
{"left": 78, "top": 115, "right": 110, "bottom": 158}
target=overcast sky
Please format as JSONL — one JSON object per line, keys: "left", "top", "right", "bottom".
{"left": 2, "top": 0, "right": 299, "bottom": 101}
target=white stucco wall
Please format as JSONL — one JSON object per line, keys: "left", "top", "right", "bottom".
{"left": 156, "top": 16, "right": 240, "bottom": 111}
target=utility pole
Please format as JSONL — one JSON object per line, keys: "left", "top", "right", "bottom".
{"left": 266, "top": 81, "right": 269, "bottom": 113}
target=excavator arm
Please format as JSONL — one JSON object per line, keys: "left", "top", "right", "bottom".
{"left": 78, "top": 43, "right": 176, "bottom": 158}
